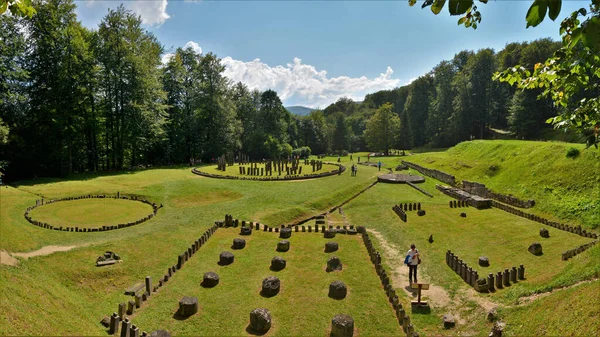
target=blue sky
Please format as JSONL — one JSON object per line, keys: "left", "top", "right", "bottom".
{"left": 76, "top": 1, "right": 588, "bottom": 108}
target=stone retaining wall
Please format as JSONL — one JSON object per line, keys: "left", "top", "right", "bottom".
{"left": 24, "top": 194, "right": 160, "bottom": 233}
{"left": 436, "top": 185, "right": 492, "bottom": 209}
{"left": 462, "top": 180, "right": 535, "bottom": 208}
{"left": 402, "top": 161, "right": 456, "bottom": 186}
{"left": 446, "top": 250, "right": 525, "bottom": 293}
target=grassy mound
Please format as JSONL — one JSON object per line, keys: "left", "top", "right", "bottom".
{"left": 28, "top": 198, "right": 154, "bottom": 228}
{"left": 406, "top": 140, "right": 600, "bottom": 229}
{"left": 130, "top": 227, "right": 401, "bottom": 335}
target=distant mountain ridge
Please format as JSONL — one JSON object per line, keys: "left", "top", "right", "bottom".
{"left": 285, "top": 106, "right": 314, "bottom": 116}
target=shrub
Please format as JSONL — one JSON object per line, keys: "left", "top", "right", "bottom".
{"left": 291, "top": 146, "right": 312, "bottom": 159}
{"left": 566, "top": 147, "right": 580, "bottom": 159}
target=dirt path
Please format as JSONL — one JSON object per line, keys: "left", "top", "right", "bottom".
{"left": 1, "top": 245, "right": 80, "bottom": 266}
{"left": 367, "top": 229, "right": 452, "bottom": 308}
{"left": 12, "top": 245, "right": 78, "bottom": 259}
{"left": 1, "top": 251, "right": 19, "bottom": 266}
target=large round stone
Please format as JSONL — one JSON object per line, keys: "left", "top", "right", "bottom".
{"left": 277, "top": 240, "right": 290, "bottom": 252}
{"left": 202, "top": 272, "right": 219, "bottom": 288}
{"left": 331, "top": 314, "right": 354, "bottom": 337}
{"left": 219, "top": 251, "right": 234, "bottom": 265}
{"left": 249, "top": 308, "right": 272, "bottom": 333}
{"left": 232, "top": 238, "right": 246, "bottom": 250}
{"left": 539, "top": 228, "right": 549, "bottom": 238}
{"left": 325, "top": 241, "right": 339, "bottom": 253}
{"left": 460, "top": 212, "right": 467, "bottom": 217}
{"left": 327, "top": 256, "right": 343, "bottom": 272}
{"left": 324, "top": 229, "right": 336, "bottom": 239}
{"left": 528, "top": 243, "right": 543, "bottom": 255}
{"left": 177, "top": 296, "right": 198, "bottom": 317}
{"left": 271, "top": 256, "right": 287, "bottom": 271}
{"left": 240, "top": 226, "right": 252, "bottom": 236}
{"left": 328, "top": 280, "right": 347, "bottom": 299}
{"left": 261, "top": 276, "right": 280, "bottom": 297}
{"left": 279, "top": 227, "right": 292, "bottom": 238}
{"left": 478, "top": 256, "right": 490, "bottom": 267}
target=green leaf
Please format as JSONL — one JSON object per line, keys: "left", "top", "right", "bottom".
{"left": 431, "top": 0, "right": 446, "bottom": 14}
{"left": 422, "top": 0, "right": 434, "bottom": 9}
{"left": 0, "top": 1, "right": 8, "bottom": 14}
{"left": 526, "top": 0, "right": 548, "bottom": 28}
{"left": 581, "top": 17, "right": 600, "bottom": 52}
{"left": 408, "top": 0, "right": 417, "bottom": 6}
{"left": 547, "top": 0, "right": 561, "bottom": 21}
{"left": 448, "top": 0, "right": 472, "bottom": 15}
{"left": 458, "top": 17, "right": 466, "bottom": 25}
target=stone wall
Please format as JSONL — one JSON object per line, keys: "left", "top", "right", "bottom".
{"left": 490, "top": 200, "right": 599, "bottom": 240}
{"left": 23, "top": 194, "right": 160, "bottom": 233}
{"left": 446, "top": 250, "right": 525, "bottom": 292}
{"left": 436, "top": 185, "right": 492, "bottom": 209}
{"left": 462, "top": 180, "right": 535, "bottom": 208}
{"left": 401, "top": 161, "right": 456, "bottom": 186}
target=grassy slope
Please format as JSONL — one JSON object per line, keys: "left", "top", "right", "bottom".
{"left": 405, "top": 140, "right": 600, "bottom": 229}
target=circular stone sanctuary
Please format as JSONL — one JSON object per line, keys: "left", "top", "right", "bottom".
{"left": 24, "top": 194, "right": 159, "bottom": 232}
{"left": 377, "top": 173, "right": 425, "bottom": 184}
{"left": 192, "top": 155, "right": 345, "bottom": 181}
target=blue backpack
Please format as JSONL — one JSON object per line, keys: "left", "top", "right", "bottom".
{"left": 404, "top": 254, "right": 411, "bottom": 265}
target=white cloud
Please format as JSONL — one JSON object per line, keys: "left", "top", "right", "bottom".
{"left": 222, "top": 57, "right": 401, "bottom": 108}
{"left": 161, "top": 41, "right": 402, "bottom": 107}
{"left": 128, "top": 0, "right": 170, "bottom": 26}
{"left": 160, "top": 40, "right": 203, "bottom": 65}
{"left": 80, "top": 0, "right": 170, "bottom": 26}
{"left": 183, "top": 41, "right": 202, "bottom": 55}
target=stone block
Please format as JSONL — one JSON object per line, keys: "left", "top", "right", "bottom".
{"left": 177, "top": 296, "right": 198, "bottom": 317}
{"left": 328, "top": 280, "right": 347, "bottom": 299}
{"left": 331, "top": 314, "right": 354, "bottom": 337}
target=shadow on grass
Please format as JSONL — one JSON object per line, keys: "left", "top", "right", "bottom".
{"left": 172, "top": 311, "right": 195, "bottom": 321}
{"left": 259, "top": 290, "right": 279, "bottom": 298}
{"left": 403, "top": 285, "right": 418, "bottom": 298}
{"left": 245, "top": 325, "right": 268, "bottom": 336}
{"left": 411, "top": 304, "right": 431, "bottom": 315}
{"left": 11, "top": 164, "right": 193, "bottom": 187}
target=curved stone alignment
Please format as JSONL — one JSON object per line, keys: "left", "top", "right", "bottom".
{"left": 23, "top": 194, "right": 160, "bottom": 233}
{"left": 377, "top": 173, "right": 425, "bottom": 184}
{"left": 191, "top": 162, "right": 346, "bottom": 181}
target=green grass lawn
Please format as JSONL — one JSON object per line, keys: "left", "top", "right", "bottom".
{"left": 28, "top": 198, "right": 154, "bottom": 228}
{"left": 1, "top": 141, "right": 598, "bottom": 336}
{"left": 129, "top": 227, "right": 401, "bottom": 336}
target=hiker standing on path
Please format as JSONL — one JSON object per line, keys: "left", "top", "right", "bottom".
{"left": 405, "top": 244, "right": 420, "bottom": 285}
{"left": 377, "top": 161, "right": 382, "bottom": 171}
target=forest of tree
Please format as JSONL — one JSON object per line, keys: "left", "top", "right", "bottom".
{"left": 0, "top": 0, "right": 583, "bottom": 181}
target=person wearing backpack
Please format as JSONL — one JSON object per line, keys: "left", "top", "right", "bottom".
{"left": 405, "top": 244, "right": 420, "bottom": 285}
